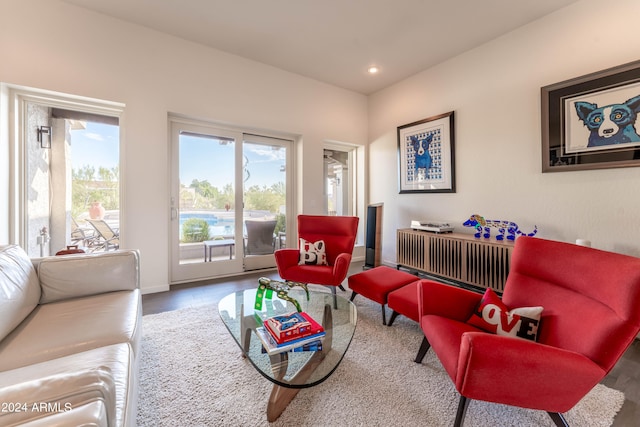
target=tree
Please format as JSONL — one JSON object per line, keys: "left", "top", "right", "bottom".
{"left": 72, "top": 165, "right": 119, "bottom": 218}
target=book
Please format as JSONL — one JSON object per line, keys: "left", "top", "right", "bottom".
{"left": 260, "top": 339, "right": 323, "bottom": 354}
{"left": 255, "top": 326, "right": 325, "bottom": 355}
{"left": 264, "top": 311, "right": 324, "bottom": 344}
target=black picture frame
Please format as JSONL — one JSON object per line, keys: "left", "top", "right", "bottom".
{"left": 541, "top": 60, "right": 640, "bottom": 172}
{"left": 397, "top": 111, "right": 455, "bottom": 193}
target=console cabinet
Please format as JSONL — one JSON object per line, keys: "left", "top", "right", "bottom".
{"left": 396, "top": 229, "right": 515, "bottom": 293}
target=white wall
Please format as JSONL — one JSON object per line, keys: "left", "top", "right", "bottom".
{"left": 0, "top": 0, "right": 368, "bottom": 293}
{"left": 369, "top": 0, "right": 640, "bottom": 265}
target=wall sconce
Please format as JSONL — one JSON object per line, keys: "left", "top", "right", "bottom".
{"left": 37, "top": 125, "right": 52, "bottom": 149}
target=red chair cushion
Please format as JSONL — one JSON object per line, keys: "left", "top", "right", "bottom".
{"left": 387, "top": 280, "right": 420, "bottom": 322}
{"left": 348, "top": 266, "right": 417, "bottom": 305}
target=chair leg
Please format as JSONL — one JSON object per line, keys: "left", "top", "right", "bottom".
{"left": 338, "top": 284, "right": 346, "bottom": 291}
{"left": 387, "top": 310, "right": 399, "bottom": 326}
{"left": 381, "top": 304, "right": 387, "bottom": 325}
{"left": 414, "top": 336, "right": 431, "bottom": 363}
{"left": 349, "top": 291, "right": 357, "bottom": 302}
{"left": 329, "top": 286, "right": 338, "bottom": 309}
{"left": 547, "top": 412, "right": 569, "bottom": 427}
{"left": 453, "top": 395, "right": 470, "bottom": 427}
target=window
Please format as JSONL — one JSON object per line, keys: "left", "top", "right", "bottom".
{"left": 6, "top": 85, "right": 123, "bottom": 257}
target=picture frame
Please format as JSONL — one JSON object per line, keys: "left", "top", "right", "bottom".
{"left": 541, "top": 60, "right": 640, "bottom": 172}
{"left": 397, "top": 111, "right": 455, "bottom": 193}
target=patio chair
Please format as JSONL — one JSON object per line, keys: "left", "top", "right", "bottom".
{"left": 70, "top": 218, "right": 98, "bottom": 248}
{"left": 244, "top": 220, "right": 277, "bottom": 255}
{"left": 87, "top": 219, "right": 120, "bottom": 251}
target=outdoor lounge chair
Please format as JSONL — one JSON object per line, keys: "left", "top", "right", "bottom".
{"left": 87, "top": 219, "right": 120, "bottom": 251}
{"left": 70, "top": 218, "right": 98, "bottom": 248}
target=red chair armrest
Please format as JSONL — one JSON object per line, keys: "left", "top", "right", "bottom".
{"left": 455, "top": 332, "right": 605, "bottom": 411}
{"left": 418, "top": 280, "right": 482, "bottom": 326}
{"left": 274, "top": 248, "right": 299, "bottom": 274}
{"left": 331, "top": 253, "right": 352, "bottom": 284}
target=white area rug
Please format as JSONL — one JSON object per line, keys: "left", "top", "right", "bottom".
{"left": 137, "top": 290, "right": 625, "bottom": 426}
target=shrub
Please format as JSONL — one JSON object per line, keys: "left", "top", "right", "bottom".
{"left": 182, "top": 218, "right": 210, "bottom": 242}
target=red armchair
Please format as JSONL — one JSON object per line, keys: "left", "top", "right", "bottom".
{"left": 415, "top": 236, "right": 640, "bottom": 427}
{"left": 274, "top": 215, "right": 359, "bottom": 297}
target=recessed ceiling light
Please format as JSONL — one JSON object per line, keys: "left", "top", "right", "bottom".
{"left": 367, "top": 66, "right": 379, "bottom": 74}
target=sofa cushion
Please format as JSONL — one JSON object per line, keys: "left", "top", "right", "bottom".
{"left": 0, "top": 343, "right": 136, "bottom": 427}
{"left": 0, "top": 245, "right": 41, "bottom": 342}
{"left": 467, "top": 288, "right": 543, "bottom": 341}
{"left": 38, "top": 250, "right": 139, "bottom": 304}
{"left": 0, "top": 289, "right": 140, "bottom": 371}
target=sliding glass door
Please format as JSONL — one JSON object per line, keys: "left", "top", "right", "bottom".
{"left": 170, "top": 118, "right": 292, "bottom": 283}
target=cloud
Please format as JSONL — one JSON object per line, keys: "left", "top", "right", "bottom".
{"left": 84, "top": 132, "right": 106, "bottom": 142}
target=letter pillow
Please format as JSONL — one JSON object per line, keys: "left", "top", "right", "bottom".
{"left": 298, "top": 238, "right": 328, "bottom": 265}
{"left": 467, "top": 288, "right": 543, "bottom": 341}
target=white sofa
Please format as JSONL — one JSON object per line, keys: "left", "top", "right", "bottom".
{"left": 0, "top": 245, "right": 141, "bottom": 426}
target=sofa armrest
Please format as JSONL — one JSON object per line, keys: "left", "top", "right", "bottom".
{"left": 0, "top": 367, "right": 116, "bottom": 426}
{"left": 37, "top": 250, "right": 140, "bottom": 304}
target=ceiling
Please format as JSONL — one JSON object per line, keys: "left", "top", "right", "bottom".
{"left": 62, "top": 0, "right": 580, "bottom": 95}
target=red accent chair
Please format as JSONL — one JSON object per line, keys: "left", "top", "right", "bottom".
{"left": 274, "top": 215, "right": 359, "bottom": 298}
{"left": 415, "top": 236, "right": 640, "bottom": 427}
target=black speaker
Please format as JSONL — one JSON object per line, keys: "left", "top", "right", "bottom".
{"left": 364, "top": 203, "right": 383, "bottom": 269}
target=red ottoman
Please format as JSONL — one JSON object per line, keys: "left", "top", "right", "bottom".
{"left": 348, "top": 266, "right": 417, "bottom": 325}
{"left": 387, "top": 281, "right": 420, "bottom": 326}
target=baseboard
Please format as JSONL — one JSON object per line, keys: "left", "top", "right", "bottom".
{"left": 141, "top": 283, "right": 170, "bottom": 295}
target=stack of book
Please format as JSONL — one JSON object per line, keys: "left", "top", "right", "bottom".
{"left": 256, "top": 311, "right": 325, "bottom": 355}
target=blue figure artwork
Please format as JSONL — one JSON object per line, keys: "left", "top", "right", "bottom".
{"left": 574, "top": 94, "right": 640, "bottom": 147}
{"left": 410, "top": 134, "right": 433, "bottom": 177}
{"left": 463, "top": 214, "right": 537, "bottom": 241}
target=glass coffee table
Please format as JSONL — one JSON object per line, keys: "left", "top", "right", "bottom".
{"left": 218, "top": 286, "right": 357, "bottom": 421}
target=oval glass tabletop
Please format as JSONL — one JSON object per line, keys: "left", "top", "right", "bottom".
{"left": 218, "top": 287, "right": 358, "bottom": 389}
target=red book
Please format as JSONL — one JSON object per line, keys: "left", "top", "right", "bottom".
{"left": 264, "top": 311, "right": 324, "bottom": 344}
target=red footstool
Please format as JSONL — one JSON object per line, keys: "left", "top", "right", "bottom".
{"left": 387, "top": 280, "right": 420, "bottom": 326}
{"left": 348, "top": 266, "right": 417, "bottom": 325}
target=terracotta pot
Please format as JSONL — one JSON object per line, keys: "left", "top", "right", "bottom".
{"left": 89, "top": 202, "right": 105, "bottom": 220}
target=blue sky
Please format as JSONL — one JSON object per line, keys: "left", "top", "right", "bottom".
{"left": 72, "top": 123, "right": 285, "bottom": 188}
{"left": 70, "top": 122, "right": 119, "bottom": 171}
{"left": 179, "top": 135, "right": 285, "bottom": 188}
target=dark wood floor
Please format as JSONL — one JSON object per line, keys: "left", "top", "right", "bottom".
{"left": 142, "top": 263, "right": 640, "bottom": 426}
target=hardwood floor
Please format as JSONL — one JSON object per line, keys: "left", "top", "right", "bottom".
{"left": 141, "top": 263, "right": 640, "bottom": 426}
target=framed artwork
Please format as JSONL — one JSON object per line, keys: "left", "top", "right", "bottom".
{"left": 397, "top": 111, "right": 455, "bottom": 193}
{"left": 542, "top": 60, "right": 640, "bottom": 172}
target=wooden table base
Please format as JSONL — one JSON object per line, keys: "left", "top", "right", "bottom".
{"left": 266, "top": 304, "right": 333, "bottom": 421}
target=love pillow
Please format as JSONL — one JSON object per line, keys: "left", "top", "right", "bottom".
{"left": 467, "top": 288, "right": 543, "bottom": 342}
{"left": 298, "top": 238, "right": 328, "bottom": 266}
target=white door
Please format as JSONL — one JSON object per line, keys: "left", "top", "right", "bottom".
{"left": 170, "top": 119, "right": 292, "bottom": 283}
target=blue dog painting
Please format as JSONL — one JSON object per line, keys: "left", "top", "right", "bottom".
{"left": 410, "top": 134, "right": 433, "bottom": 178}
{"left": 574, "top": 94, "right": 640, "bottom": 147}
